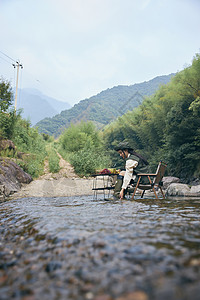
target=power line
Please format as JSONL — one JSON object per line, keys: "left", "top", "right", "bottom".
{"left": 0, "top": 55, "right": 12, "bottom": 65}
{"left": 0, "top": 50, "right": 15, "bottom": 62}
{"left": 0, "top": 50, "right": 68, "bottom": 104}
{"left": 0, "top": 50, "right": 24, "bottom": 111}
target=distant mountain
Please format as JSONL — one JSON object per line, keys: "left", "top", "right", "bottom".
{"left": 17, "top": 88, "right": 71, "bottom": 125}
{"left": 36, "top": 74, "right": 175, "bottom": 136}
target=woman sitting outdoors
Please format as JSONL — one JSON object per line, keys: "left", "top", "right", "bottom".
{"left": 114, "top": 141, "right": 149, "bottom": 199}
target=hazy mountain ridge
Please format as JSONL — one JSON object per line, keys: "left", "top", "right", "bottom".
{"left": 17, "top": 88, "right": 71, "bottom": 125}
{"left": 36, "top": 74, "right": 175, "bottom": 136}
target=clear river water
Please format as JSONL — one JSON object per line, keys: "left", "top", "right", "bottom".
{"left": 0, "top": 195, "right": 200, "bottom": 300}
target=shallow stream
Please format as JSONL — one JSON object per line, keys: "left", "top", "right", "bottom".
{"left": 0, "top": 196, "right": 200, "bottom": 299}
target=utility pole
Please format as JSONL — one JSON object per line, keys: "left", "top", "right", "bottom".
{"left": 12, "top": 61, "right": 23, "bottom": 111}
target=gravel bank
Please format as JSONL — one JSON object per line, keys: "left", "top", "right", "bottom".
{"left": 12, "top": 177, "right": 94, "bottom": 199}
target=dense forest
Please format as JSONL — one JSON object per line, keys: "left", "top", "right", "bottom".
{"left": 36, "top": 74, "right": 174, "bottom": 137}
{"left": 102, "top": 53, "right": 200, "bottom": 181}
{"left": 1, "top": 53, "right": 200, "bottom": 181}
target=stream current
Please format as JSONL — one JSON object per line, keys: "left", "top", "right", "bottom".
{"left": 0, "top": 196, "right": 200, "bottom": 299}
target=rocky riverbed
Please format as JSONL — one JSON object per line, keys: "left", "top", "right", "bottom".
{"left": 1, "top": 195, "right": 200, "bottom": 300}
{"left": 1, "top": 154, "right": 200, "bottom": 200}
{"left": 1, "top": 154, "right": 200, "bottom": 299}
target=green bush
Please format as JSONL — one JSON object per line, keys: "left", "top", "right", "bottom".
{"left": 48, "top": 148, "right": 60, "bottom": 173}
{"left": 26, "top": 157, "right": 44, "bottom": 178}
{"left": 15, "top": 153, "right": 44, "bottom": 178}
{"left": 12, "top": 117, "right": 47, "bottom": 178}
{"left": 60, "top": 121, "right": 102, "bottom": 152}
{"left": 0, "top": 78, "right": 48, "bottom": 178}
{"left": 0, "top": 148, "right": 16, "bottom": 158}
{"left": 68, "top": 141, "right": 110, "bottom": 176}
{"left": 59, "top": 121, "right": 111, "bottom": 176}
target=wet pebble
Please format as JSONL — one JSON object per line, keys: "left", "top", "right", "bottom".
{"left": 45, "top": 261, "right": 62, "bottom": 273}
{"left": 116, "top": 291, "right": 149, "bottom": 300}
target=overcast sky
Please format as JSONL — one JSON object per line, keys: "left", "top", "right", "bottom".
{"left": 0, "top": 0, "right": 200, "bottom": 105}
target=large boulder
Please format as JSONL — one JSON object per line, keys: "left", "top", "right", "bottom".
{"left": 0, "top": 158, "right": 32, "bottom": 198}
{"left": 162, "top": 176, "right": 180, "bottom": 189}
{"left": 190, "top": 185, "right": 200, "bottom": 196}
{"left": 166, "top": 183, "right": 200, "bottom": 197}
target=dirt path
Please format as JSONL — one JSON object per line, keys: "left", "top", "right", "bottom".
{"left": 13, "top": 153, "right": 94, "bottom": 199}
{"left": 39, "top": 152, "right": 79, "bottom": 180}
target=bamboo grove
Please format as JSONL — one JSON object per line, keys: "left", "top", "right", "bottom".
{"left": 103, "top": 53, "right": 200, "bottom": 181}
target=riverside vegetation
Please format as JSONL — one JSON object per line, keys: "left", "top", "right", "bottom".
{"left": 103, "top": 53, "right": 200, "bottom": 182}
{"left": 0, "top": 55, "right": 200, "bottom": 300}
{"left": 0, "top": 52, "right": 200, "bottom": 182}
{"left": 0, "top": 79, "right": 109, "bottom": 178}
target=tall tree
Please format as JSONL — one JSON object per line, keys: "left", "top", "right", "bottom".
{"left": 0, "top": 78, "right": 13, "bottom": 112}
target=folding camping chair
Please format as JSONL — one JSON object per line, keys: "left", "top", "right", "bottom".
{"left": 131, "top": 161, "right": 167, "bottom": 200}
